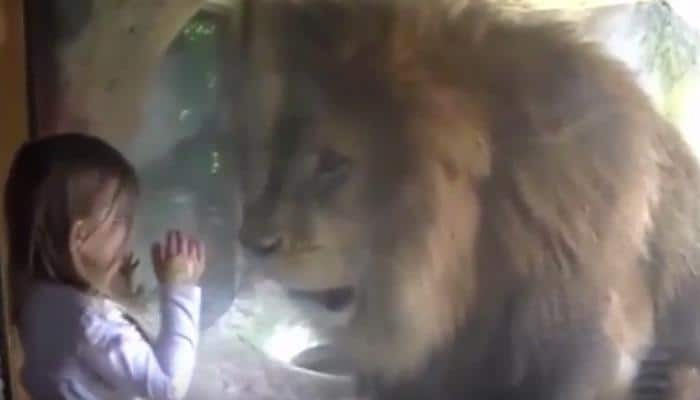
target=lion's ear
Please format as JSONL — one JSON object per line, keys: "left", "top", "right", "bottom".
{"left": 293, "top": 1, "right": 352, "bottom": 57}
{"left": 290, "top": 1, "right": 394, "bottom": 64}
{"left": 416, "top": 86, "right": 492, "bottom": 181}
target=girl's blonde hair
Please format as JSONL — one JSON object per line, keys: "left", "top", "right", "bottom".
{"left": 4, "top": 133, "right": 139, "bottom": 320}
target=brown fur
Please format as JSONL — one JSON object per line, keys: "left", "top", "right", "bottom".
{"left": 237, "top": 1, "right": 700, "bottom": 399}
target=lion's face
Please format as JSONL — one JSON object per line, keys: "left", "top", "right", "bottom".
{"left": 239, "top": 65, "right": 485, "bottom": 379}
{"left": 240, "top": 100, "right": 373, "bottom": 316}
{"left": 238, "top": 1, "right": 490, "bottom": 379}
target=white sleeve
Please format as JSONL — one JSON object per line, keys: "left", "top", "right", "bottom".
{"left": 79, "top": 285, "right": 201, "bottom": 400}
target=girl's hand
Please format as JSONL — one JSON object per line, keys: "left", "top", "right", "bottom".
{"left": 120, "top": 252, "right": 140, "bottom": 281}
{"left": 151, "top": 230, "right": 206, "bottom": 285}
{"left": 110, "top": 252, "right": 145, "bottom": 304}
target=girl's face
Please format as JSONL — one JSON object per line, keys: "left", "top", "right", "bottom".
{"left": 72, "top": 179, "right": 134, "bottom": 292}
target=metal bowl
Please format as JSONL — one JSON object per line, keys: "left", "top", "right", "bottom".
{"left": 282, "top": 343, "right": 357, "bottom": 398}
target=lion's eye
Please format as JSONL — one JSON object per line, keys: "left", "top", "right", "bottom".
{"left": 316, "top": 149, "right": 351, "bottom": 194}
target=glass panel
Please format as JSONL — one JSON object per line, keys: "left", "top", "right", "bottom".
{"left": 20, "top": 1, "right": 700, "bottom": 399}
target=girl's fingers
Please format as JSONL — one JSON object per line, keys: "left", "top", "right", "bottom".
{"left": 199, "top": 242, "right": 206, "bottom": 267}
{"left": 187, "top": 237, "right": 197, "bottom": 258}
{"left": 128, "top": 254, "right": 140, "bottom": 271}
{"left": 151, "top": 242, "right": 163, "bottom": 267}
{"left": 193, "top": 240, "right": 201, "bottom": 264}
{"left": 175, "top": 231, "right": 184, "bottom": 255}
{"left": 166, "top": 230, "right": 176, "bottom": 258}
{"left": 154, "top": 230, "right": 206, "bottom": 284}
{"left": 161, "top": 239, "right": 168, "bottom": 262}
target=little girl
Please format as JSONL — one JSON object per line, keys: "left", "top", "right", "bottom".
{"left": 4, "top": 133, "right": 207, "bottom": 399}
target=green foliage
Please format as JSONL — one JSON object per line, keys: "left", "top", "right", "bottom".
{"left": 182, "top": 20, "right": 218, "bottom": 41}
{"left": 642, "top": 1, "right": 700, "bottom": 95}
{"left": 165, "top": 13, "right": 221, "bottom": 135}
{"left": 158, "top": 12, "right": 226, "bottom": 177}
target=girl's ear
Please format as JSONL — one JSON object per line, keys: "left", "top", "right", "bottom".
{"left": 69, "top": 219, "right": 88, "bottom": 262}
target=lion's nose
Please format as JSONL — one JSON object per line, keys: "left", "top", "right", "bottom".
{"left": 240, "top": 230, "right": 283, "bottom": 257}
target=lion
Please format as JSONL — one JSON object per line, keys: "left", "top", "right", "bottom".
{"left": 236, "top": 1, "right": 700, "bottom": 399}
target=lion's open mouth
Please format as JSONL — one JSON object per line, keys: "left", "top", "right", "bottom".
{"left": 287, "top": 286, "right": 356, "bottom": 312}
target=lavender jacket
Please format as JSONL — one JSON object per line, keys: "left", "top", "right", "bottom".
{"left": 19, "top": 282, "right": 201, "bottom": 400}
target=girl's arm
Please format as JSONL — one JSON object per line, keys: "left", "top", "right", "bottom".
{"left": 152, "top": 284, "right": 201, "bottom": 396}
{"left": 79, "top": 283, "right": 201, "bottom": 400}
{"left": 80, "top": 230, "right": 206, "bottom": 399}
